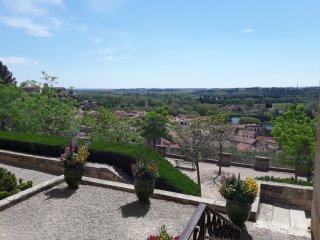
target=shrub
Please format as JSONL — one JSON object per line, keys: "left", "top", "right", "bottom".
{"left": 255, "top": 176, "right": 313, "bottom": 186}
{"left": 0, "top": 168, "right": 33, "bottom": 200}
{"left": 0, "top": 167, "right": 17, "bottom": 192}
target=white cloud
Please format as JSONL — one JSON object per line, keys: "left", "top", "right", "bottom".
{"left": 0, "top": 16, "right": 52, "bottom": 37}
{"left": 0, "top": 0, "right": 69, "bottom": 36}
{"left": 91, "top": 37, "right": 102, "bottom": 44}
{"left": 1, "top": 0, "right": 65, "bottom": 16}
{"left": 0, "top": 56, "right": 39, "bottom": 66}
{"left": 242, "top": 29, "right": 254, "bottom": 33}
{"left": 83, "top": 47, "right": 127, "bottom": 62}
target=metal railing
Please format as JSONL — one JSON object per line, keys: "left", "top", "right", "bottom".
{"left": 180, "top": 204, "right": 241, "bottom": 240}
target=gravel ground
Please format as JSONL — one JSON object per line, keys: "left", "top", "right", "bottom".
{"left": 0, "top": 162, "right": 57, "bottom": 185}
{"left": 0, "top": 183, "right": 195, "bottom": 240}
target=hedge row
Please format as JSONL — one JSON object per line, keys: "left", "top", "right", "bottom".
{"left": 0, "top": 131, "right": 199, "bottom": 196}
{"left": 256, "top": 176, "right": 313, "bottom": 186}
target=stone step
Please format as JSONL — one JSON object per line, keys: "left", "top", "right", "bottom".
{"left": 255, "top": 203, "right": 311, "bottom": 238}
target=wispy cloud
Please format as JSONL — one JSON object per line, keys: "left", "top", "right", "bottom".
{"left": 0, "top": 0, "right": 90, "bottom": 37}
{"left": 242, "top": 28, "right": 254, "bottom": 33}
{"left": 91, "top": 37, "right": 102, "bottom": 44}
{"left": 83, "top": 47, "right": 127, "bottom": 62}
{"left": 0, "top": 56, "right": 39, "bottom": 66}
{"left": 0, "top": 16, "right": 52, "bottom": 37}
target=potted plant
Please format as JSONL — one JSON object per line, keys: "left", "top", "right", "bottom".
{"left": 60, "top": 138, "right": 90, "bottom": 189}
{"left": 147, "top": 225, "right": 180, "bottom": 240}
{"left": 219, "top": 174, "right": 259, "bottom": 227}
{"left": 131, "top": 159, "right": 158, "bottom": 203}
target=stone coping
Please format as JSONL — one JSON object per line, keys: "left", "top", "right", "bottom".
{"left": 258, "top": 180, "right": 313, "bottom": 190}
{"left": 0, "top": 175, "right": 64, "bottom": 212}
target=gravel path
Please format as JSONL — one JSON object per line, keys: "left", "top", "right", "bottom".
{"left": 0, "top": 162, "right": 57, "bottom": 185}
{"left": 0, "top": 183, "right": 195, "bottom": 240}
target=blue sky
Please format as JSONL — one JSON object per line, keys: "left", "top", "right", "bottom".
{"left": 0, "top": 0, "right": 319, "bottom": 88}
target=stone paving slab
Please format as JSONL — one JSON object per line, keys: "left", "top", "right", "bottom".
{"left": 0, "top": 162, "right": 57, "bottom": 185}
{"left": 0, "top": 183, "right": 196, "bottom": 240}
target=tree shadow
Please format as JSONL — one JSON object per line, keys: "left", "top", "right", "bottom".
{"left": 44, "top": 186, "right": 77, "bottom": 200}
{"left": 119, "top": 200, "right": 150, "bottom": 218}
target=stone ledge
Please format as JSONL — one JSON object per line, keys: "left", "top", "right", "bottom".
{"left": 0, "top": 175, "right": 64, "bottom": 212}
{"left": 0, "top": 149, "right": 128, "bottom": 183}
{"left": 258, "top": 180, "right": 313, "bottom": 211}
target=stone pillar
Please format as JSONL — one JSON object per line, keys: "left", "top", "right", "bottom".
{"left": 254, "top": 156, "right": 270, "bottom": 172}
{"left": 311, "top": 104, "right": 320, "bottom": 240}
{"left": 218, "top": 153, "right": 231, "bottom": 167}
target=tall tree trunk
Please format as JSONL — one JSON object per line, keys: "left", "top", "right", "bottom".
{"left": 195, "top": 161, "right": 202, "bottom": 196}
{"left": 152, "top": 139, "right": 156, "bottom": 149}
{"left": 218, "top": 140, "right": 222, "bottom": 176}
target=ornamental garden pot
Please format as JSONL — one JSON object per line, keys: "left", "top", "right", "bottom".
{"left": 134, "top": 177, "right": 155, "bottom": 203}
{"left": 64, "top": 166, "right": 84, "bottom": 189}
{"left": 226, "top": 200, "right": 251, "bottom": 227}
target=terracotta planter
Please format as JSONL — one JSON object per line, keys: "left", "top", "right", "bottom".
{"left": 226, "top": 200, "right": 251, "bottom": 227}
{"left": 133, "top": 177, "right": 155, "bottom": 203}
{"left": 64, "top": 166, "right": 84, "bottom": 189}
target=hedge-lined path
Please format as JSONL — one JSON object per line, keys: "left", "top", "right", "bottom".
{"left": 0, "top": 162, "right": 57, "bottom": 185}
{"left": 0, "top": 183, "right": 195, "bottom": 240}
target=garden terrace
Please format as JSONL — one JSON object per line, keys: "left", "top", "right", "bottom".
{"left": 0, "top": 131, "right": 199, "bottom": 196}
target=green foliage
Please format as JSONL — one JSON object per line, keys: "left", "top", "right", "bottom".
{"left": 0, "top": 132, "right": 199, "bottom": 196}
{"left": 17, "top": 180, "right": 33, "bottom": 191}
{"left": 0, "top": 72, "right": 79, "bottom": 136}
{"left": 140, "top": 111, "right": 169, "bottom": 148}
{"left": 255, "top": 176, "right": 313, "bottom": 186}
{"left": 0, "top": 167, "right": 17, "bottom": 192}
{"left": 272, "top": 104, "right": 316, "bottom": 178}
{"left": 82, "top": 107, "right": 142, "bottom": 144}
{"left": 239, "top": 116, "right": 261, "bottom": 124}
{"left": 0, "top": 167, "right": 33, "bottom": 200}
{"left": 245, "top": 98, "right": 255, "bottom": 107}
{"left": 0, "top": 61, "right": 16, "bottom": 85}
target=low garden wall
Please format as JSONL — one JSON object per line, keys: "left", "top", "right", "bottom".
{"left": 0, "top": 150, "right": 127, "bottom": 183}
{"left": 259, "top": 180, "right": 313, "bottom": 211}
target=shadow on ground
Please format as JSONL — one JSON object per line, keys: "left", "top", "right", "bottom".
{"left": 44, "top": 187, "right": 77, "bottom": 200}
{"left": 120, "top": 200, "right": 150, "bottom": 218}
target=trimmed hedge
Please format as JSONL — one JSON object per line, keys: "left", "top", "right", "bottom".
{"left": 0, "top": 131, "right": 199, "bottom": 196}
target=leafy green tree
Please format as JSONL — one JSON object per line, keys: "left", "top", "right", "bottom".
{"left": 174, "top": 117, "right": 212, "bottom": 196}
{"left": 0, "top": 61, "right": 16, "bottom": 85}
{"left": 0, "top": 72, "right": 79, "bottom": 136}
{"left": 140, "top": 111, "right": 168, "bottom": 149}
{"left": 239, "top": 116, "right": 261, "bottom": 124}
{"left": 245, "top": 98, "right": 255, "bottom": 108}
{"left": 0, "top": 83, "right": 21, "bottom": 130}
{"left": 83, "top": 107, "right": 142, "bottom": 144}
{"left": 272, "top": 104, "right": 316, "bottom": 179}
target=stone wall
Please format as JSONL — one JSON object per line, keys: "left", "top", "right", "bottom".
{"left": 259, "top": 181, "right": 313, "bottom": 211}
{"left": 311, "top": 113, "right": 320, "bottom": 240}
{"left": 0, "top": 149, "right": 127, "bottom": 183}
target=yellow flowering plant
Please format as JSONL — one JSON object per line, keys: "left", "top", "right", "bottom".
{"left": 60, "top": 138, "right": 90, "bottom": 168}
{"left": 219, "top": 174, "right": 259, "bottom": 204}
